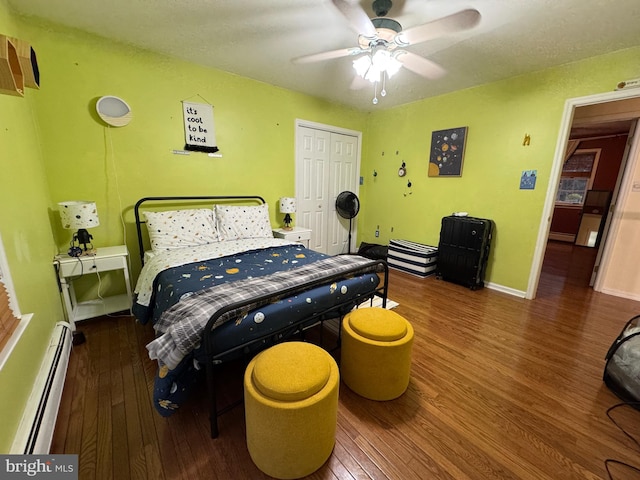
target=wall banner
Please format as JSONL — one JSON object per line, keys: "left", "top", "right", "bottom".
{"left": 182, "top": 101, "right": 218, "bottom": 153}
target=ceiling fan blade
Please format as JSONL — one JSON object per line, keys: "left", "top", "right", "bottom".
{"left": 293, "top": 47, "right": 362, "bottom": 64}
{"left": 397, "top": 9, "right": 481, "bottom": 46}
{"left": 332, "top": 0, "right": 377, "bottom": 37}
{"left": 395, "top": 51, "right": 446, "bottom": 80}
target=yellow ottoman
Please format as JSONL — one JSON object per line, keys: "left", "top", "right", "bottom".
{"left": 244, "top": 341, "right": 339, "bottom": 479}
{"left": 341, "top": 308, "right": 414, "bottom": 400}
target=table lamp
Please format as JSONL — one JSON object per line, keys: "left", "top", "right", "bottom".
{"left": 59, "top": 201, "right": 100, "bottom": 255}
{"left": 279, "top": 197, "right": 296, "bottom": 230}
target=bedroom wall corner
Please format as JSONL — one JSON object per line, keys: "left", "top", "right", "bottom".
{"left": 358, "top": 45, "right": 640, "bottom": 294}
{"left": 0, "top": 0, "right": 65, "bottom": 453}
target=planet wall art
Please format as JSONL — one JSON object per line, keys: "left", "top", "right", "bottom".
{"left": 428, "top": 126, "right": 468, "bottom": 177}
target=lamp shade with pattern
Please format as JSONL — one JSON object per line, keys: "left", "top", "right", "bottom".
{"left": 279, "top": 197, "right": 296, "bottom": 230}
{"left": 59, "top": 201, "right": 99, "bottom": 252}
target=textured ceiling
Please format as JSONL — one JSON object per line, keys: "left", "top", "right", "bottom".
{"left": 7, "top": 0, "right": 640, "bottom": 111}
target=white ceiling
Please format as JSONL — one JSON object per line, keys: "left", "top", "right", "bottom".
{"left": 8, "top": 0, "right": 640, "bottom": 111}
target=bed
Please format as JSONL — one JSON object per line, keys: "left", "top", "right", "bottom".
{"left": 132, "top": 196, "right": 388, "bottom": 437}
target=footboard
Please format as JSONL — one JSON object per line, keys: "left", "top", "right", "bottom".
{"left": 203, "top": 258, "right": 388, "bottom": 438}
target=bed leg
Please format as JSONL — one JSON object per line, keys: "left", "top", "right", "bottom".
{"left": 381, "top": 262, "right": 389, "bottom": 308}
{"left": 206, "top": 362, "right": 220, "bottom": 438}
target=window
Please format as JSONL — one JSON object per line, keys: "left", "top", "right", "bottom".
{"left": 0, "top": 233, "right": 22, "bottom": 364}
{"left": 555, "top": 148, "right": 601, "bottom": 206}
{"left": 0, "top": 281, "right": 20, "bottom": 352}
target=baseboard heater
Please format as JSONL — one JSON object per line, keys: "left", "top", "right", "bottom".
{"left": 11, "top": 321, "right": 72, "bottom": 454}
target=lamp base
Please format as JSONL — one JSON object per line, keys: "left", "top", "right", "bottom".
{"left": 282, "top": 213, "right": 294, "bottom": 231}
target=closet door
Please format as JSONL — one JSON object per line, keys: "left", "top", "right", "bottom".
{"left": 295, "top": 123, "right": 360, "bottom": 254}
{"left": 296, "top": 126, "right": 331, "bottom": 253}
{"left": 327, "top": 132, "right": 359, "bottom": 255}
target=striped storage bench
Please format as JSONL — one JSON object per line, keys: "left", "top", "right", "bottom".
{"left": 387, "top": 239, "right": 438, "bottom": 277}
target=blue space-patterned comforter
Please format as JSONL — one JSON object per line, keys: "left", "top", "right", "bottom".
{"left": 134, "top": 243, "right": 329, "bottom": 326}
{"left": 132, "top": 242, "right": 380, "bottom": 416}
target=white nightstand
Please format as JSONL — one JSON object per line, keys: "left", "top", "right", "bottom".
{"left": 272, "top": 227, "right": 312, "bottom": 248}
{"left": 54, "top": 245, "right": 132, "bottom": 327}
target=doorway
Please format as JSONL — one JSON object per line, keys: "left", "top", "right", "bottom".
{"left": 545, "top": 117, "right": 634, "bottom": 289}
{"left": 528, "top": 89, "right": 640, "bottom": 300}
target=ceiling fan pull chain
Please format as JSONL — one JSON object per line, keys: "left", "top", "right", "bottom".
{"left": 381, "top": 72, "right": 387, "bottom": 97}
{"left": 373, "top": 80, "right": 379, "bottom": 104}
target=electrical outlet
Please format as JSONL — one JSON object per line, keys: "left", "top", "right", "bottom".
{"left": 375, "top": 230, "right": 379, "bottom": 237}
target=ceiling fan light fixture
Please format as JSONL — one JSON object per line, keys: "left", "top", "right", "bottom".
{"left": 379, "top": 51, "right": 401, "bottom": 78}
{"left": 353, "top": 54, "right": 373, "bottom": 79}
{"left": 353, "top": 45, "right": 402, "bottom": 104}
{"left": 353, "top": 47, "right": 401, "bottom": 83}
{"left": 354, "top": 55, "right": 383, "bottom": 84}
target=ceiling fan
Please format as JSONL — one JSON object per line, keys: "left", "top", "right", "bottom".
{"left": 293, "top": 0, "right": 481, "bottom": 103}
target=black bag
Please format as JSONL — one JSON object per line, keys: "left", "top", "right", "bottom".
{"left": 357, "top": 242, "right": 388, "bottom": 260}
{"left": 604, "top": 314, "right": 640, "bottom": 405}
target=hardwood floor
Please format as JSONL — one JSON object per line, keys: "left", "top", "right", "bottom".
{"left": 51, "top": 242, "right": 640, "bottom": 479}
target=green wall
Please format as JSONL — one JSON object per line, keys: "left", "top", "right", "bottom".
{"left": 19, "top": 17, "right": 368, "bottom": 281}
{"left": 359, "top": 46, "right": 640, "bottom": 292}
{"left": 0, "top": 0, "right": 65, "bottom": 452}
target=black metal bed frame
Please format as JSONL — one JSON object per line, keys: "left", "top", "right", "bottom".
{"left": 134, "top": 196, "right": 388, "bottom": 438}
{"left": 134, "top": 195, "right": 267, "bottom": 266}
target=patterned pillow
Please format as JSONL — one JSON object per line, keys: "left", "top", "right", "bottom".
{"left": 144, "top": 209, "right": 219, "bottom": 252}
{"left": 214, "top": 204, "right": 273, "bottom": 241}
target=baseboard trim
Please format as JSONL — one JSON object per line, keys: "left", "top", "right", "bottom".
{"left": 486, "top": 282, "right": 527, "bottom": 298}
{"left": 598, "top": 288, "right": 640, "bottom": 302}
{"left": 11, "top": 321, "right": 72, "bottom": 454}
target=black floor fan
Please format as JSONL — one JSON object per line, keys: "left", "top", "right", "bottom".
{"left": 335, "top": 191, "right": 360, "bottom": 253}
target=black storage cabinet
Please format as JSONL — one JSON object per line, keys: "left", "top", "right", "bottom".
{"left": 436, "top": 215, "right": 494, "bottom": 290}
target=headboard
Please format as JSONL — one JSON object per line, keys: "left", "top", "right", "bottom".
{"left": 134, "top": 196, "right": 266, "bottom": 265}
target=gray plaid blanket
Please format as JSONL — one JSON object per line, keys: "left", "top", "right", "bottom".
{"left": 146, "top": 254, "right": 378, "bottom": 369}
